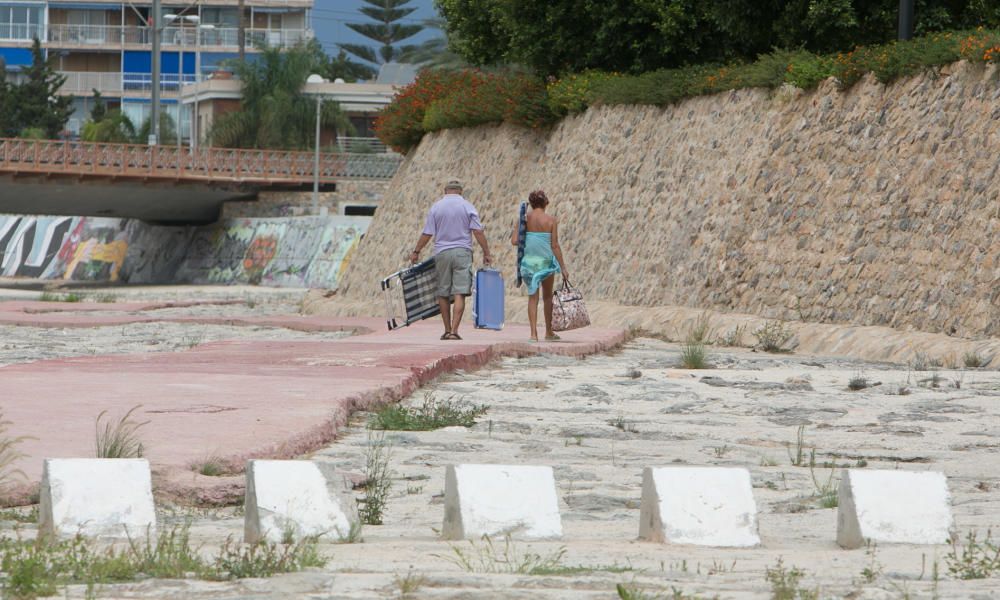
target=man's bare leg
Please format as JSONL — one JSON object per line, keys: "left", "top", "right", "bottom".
{"left": 450, "top": 294, "right": 466, "bottom": 336}
{"left": 437, "top": 297, "right": 451, "bottom": 336}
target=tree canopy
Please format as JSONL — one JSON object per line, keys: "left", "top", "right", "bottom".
{"left": 435, "top": 0, "right": 1000, "bottom": 75}
{"left": 0, "top": 39, "right": 75, "bottom": 138}
{"left": 209, "top": 44, "right": 352, "bottom": 150}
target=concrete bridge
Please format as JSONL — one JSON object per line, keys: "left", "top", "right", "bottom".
{"left": 0, "top": 138, "right": 401, "bottom": 224}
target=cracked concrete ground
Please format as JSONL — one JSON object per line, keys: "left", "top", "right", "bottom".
{"left": 3, "top": 321, "right": 999, "bottom": 598}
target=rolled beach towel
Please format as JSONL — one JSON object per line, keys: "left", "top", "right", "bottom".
{"left": 515, "top": 201, "right": 527, "bottom": 287}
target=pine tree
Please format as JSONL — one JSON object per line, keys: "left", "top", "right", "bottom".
{"left": 89, "top": 90, "right": 107, "bottom": 123}
{"left": 341, "top": 0, "right": 423, "bottom": 65}
{"left": 15, "top": 39, "right": 74, "bottom": 138}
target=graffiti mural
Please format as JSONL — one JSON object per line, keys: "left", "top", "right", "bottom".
{"left": 0, "top": 216, "right": 131, "bottom": 281}
{"left": 0, "top": 213, "right": 370, "bottom": 289}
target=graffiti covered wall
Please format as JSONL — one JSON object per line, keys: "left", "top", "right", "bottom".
{"left": 0, "top": 214, "right": 369, "bottom": 290}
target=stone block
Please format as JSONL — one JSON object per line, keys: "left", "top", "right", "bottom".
{"left": 39, "top": 458, "right": 156, "bottom": 540}
{"left": 244, "top": 460, "right": 357, "bottom": 544}
{"left": 639, "top": 467, "right": 760, "bottom": 547}
{"left": 442, "top": 464, "right": 562, "bottom": 540}
{"left": 837, "top": 469, "right": 952, "bottom": 549}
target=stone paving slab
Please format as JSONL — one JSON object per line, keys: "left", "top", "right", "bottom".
{"left": 0, "top": 300, "right": 623, "bottom": 506}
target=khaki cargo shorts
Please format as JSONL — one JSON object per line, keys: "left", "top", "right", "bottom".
{"left": 435, "top": 248, "right": 473, "bottom": 298}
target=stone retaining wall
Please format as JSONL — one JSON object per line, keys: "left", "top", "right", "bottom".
{"left": 338, "top": 62, "right": 1000, "bottom": 339}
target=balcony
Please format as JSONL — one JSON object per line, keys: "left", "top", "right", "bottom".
{"left": 0, "top": 23, "right": 45, "bottom": 42}
{"left": 44, "top": 25, "right": 312, "bottom": 49}
{"left": 58, "top": 71, "right": 201, "bottom": 96}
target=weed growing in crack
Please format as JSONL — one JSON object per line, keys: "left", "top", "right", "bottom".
{"left": 616, "top": 583, "right": 717, "bottom": 600}
{"left": 945, "top": 530, "right": 1000, "bottom": 579}
{"left": 0, "top": 411, "right": 30, "bottom": 494}
{"left": 358, "top": 431, "right": 393, "bottom": 525}
{"left": 609, "top": 415, "right": 638, "bottom": 434}
{"left": 786, "top": 425, "right": 809, "bottom": 467}
{"left": 765, "top": 558, "right": 818, "bottom": 600}
{"left": 394, "top": 568, "right": 428, "bottom": 596}
{"left": 688, "top": 313, "right": 713, "bottom": 344}
{"left": 212, "top": 535, "right": 326, "bottom": 578}
{"left": 847, "top": 372, "right": 870, "bottom": 391}
{"left": 860, "top": 541, "right": 883, "bottom": 583}
{"left": 192, "top": 455, "right": 231, "bottom": 477}
{"left": 712, "top": 445, "right": 730, "bottom": 459}
{"left": 962, "top": 351, "right": 985, "bottom": 368}
{"left": 0, "top": 525, "right": 326, "bottom": 598}
{"left": 718, "top": 324, "right": 746, "bottom": 347}
{"left": 680, "top": 340, "right": 710, "bottom": 369}
{"left": 439, "top": 534, "right": 566, "bottom": 574}
{"left": 753, "top": 321, "right": 794, "bottom": 353}
{"left": 369, "top": 394, "right": 488, "bottom": 431}
{"left": 95, "top": 405, "right": 148, "bottom": 459}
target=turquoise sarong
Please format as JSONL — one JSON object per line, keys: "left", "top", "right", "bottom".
{"left": 519, "top": 232, "right": 561, "bottom": 295}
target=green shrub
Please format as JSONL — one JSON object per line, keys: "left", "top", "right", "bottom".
{"left": 547, "top": 70, "right": 622, "bottom": 116}
{"left": 369, "top": 395, "right": 487, "bottom": 431}
{"left": 422, "top": 71, "right": 553, "bottom": 133}
{"left": 377, "top": 29, "right": 1000, "bottom": 150}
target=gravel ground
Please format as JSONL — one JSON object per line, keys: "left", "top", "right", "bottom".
{"left": 4, "top": 337, "right": 999, "bottom": 599}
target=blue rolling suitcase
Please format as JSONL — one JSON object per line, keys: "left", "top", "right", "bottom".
{"left": 473, "top": 268, "right": 504, "bottom": 330}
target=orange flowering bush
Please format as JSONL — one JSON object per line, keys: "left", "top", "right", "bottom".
{"left": 374, "top": 70, "right": 466, "bottom": 154}
{"left": 958, "top": 28, "right": 1000, "bottom": 63}
{"left": 375, "top": 70, "right": 554, "bottom": 154}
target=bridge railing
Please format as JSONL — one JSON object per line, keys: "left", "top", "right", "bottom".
{"left": 0, "top": 138, "right": 400, "bottom": 183}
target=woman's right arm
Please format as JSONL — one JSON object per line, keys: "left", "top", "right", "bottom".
{"left": 551, "top": 220, "right": 569, "bottom": 281}
{"left": 510, "top": 219, "right": 519, "bottom": 247}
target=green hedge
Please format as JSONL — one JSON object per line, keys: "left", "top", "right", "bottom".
{"left": 377, "top": 29, "right": 1000, "bottom": 153}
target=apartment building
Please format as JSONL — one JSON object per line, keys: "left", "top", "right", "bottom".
{"left": 0, "top": 0, "right": 313, "bottom": 139}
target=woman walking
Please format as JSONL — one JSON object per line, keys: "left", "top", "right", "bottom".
{"left": 511, "top": 190, "right": 568, "bottom": 341}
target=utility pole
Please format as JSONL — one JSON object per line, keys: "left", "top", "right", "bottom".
{"left": 898, "top": 0, "right": 915, "bottom": 41}
{"left": 238, "top": 0, "right": 246, "bottom": 60}
{"left": 150, "top": 0, "right": 161, "bottom": 145}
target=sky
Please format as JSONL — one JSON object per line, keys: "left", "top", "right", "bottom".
{"left": 312, "top": 0, "right": 440, "bottom": 61}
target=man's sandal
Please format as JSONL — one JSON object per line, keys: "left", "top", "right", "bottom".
{"left": 446, "top": 333, "right": 462, "bottom": 340}
{"left": 440, "top": 332, "right": 451, "bottom": 340}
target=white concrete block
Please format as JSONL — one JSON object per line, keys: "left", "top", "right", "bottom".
{"left": 244, "top": 460, "right": 357, "bottom": 544}
{"left": 442, "top": 464, "right": 562, "bottom": 540}
{"left": 38, "top": 458, "right": 156, "bottom": 540}
{"left": 639, "top": 467, "right": 760, "bottom": 547}
{"left": 837, "top": 469, "right": 952, "bottom": 549}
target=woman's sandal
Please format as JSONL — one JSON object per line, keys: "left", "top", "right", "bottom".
{"left": 447, "top": 332, "right": 462, "bottom": 340}
{"left": 545, "top": 334, "right": 562, "bottom": 341}
{"left": 440, "top": 332, "right": 451, "bottom": 340}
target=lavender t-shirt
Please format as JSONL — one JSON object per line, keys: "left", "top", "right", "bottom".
{"left": 422, "top": 194, "right": 483, "bottom": 254}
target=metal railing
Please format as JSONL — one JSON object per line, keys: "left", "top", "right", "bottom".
{"left": 57, "top": 72, "right": 203, "bottom": 94}
{"left": 0, "top": 23, "right": 44, "bottom": 41}
{"left": 44, "top": 24, "right": 312, "bottom": 48}
{"left": 0, "top": 138, "right": 398, "bottom": 183}
{"left": 58, "top": 71, "right": 123, "bottom": 94}
{"left": 122, "top": 72, "right": 199, "bottom": 92}
{"left": 336, "top": 136, "right": 389, "bottom": 154}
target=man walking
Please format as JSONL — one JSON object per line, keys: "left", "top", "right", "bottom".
{"left": 410, "top": 179, "right": 492, "bottom": 340}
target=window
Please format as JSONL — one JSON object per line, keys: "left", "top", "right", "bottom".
{"left": 0, "top": 4, "right": 42, "bottom": 40}
{"left": 201, "top": 8, "right": 239, "bottom": 27}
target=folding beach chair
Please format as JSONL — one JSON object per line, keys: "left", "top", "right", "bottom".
{"left": 381, "top": 257, "right": 441, "bottom": 331}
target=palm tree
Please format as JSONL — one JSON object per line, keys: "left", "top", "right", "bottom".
{"left": 210, "top": 44, "right": 352, "bottom": 150}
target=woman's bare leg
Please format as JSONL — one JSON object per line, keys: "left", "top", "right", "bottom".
{"left": 527, "top": 291, "right": 540, "bottom": 340}
{"left": 541, "top": 275, "right": 556, "bottom": 337}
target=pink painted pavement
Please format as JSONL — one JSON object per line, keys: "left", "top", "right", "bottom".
{"left": 0, "top": 300, "right": 624, "bottom": 506}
